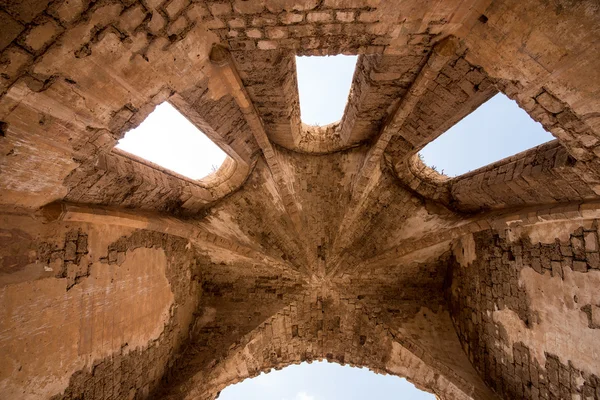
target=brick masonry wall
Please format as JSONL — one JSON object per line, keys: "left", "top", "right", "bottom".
{"left": 52, "top": 229, "right": 201, "bottom": 400}
{"left": 449, "top": 223, "right": 600, "bottom": 399}
{"left": 387, "top": 53, "right": 497, "bottom": 164}
{"left": 0, "top": 215, "right": 201, "bottom": 400}
{"left": 201, "top": 0, "right": 418, "bottom": 56}
{"left": 61, "top": 77, "right": 260, "bottom": 213}
{"left": 337, "top": 52, "right": 428, "bottom": 145}
{"left": 231, "top": 49, "right": 301, "bottom": 149}
{"left": 451, "top": 141, "right": 598, "bottom": 212}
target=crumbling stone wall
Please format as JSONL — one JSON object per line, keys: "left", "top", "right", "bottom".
{"left": 449, "top": 222, "right": 600, "bottom": 399}
{"left": 0, "top": 215, "right": 201, "bottom": 400}
{"left": 1, "top": 1, "right": 600, "bottom": 400}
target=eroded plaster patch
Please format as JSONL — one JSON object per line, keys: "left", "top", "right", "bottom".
{"left": 493, "top": 266, "right": 600, "bottom": 376}
{"left": 393, "top": 208, "right": 458, "bottom": 242}
{"left": 507, "top": 220, "right": 591, "bottom": 244}
{"left": 0, "top": 247, "right": 174, "bottom": 400}
{"left": 452, "top": 233, "right": 476, "bottom": 267}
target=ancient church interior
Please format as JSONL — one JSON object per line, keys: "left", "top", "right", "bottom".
{"left": 1, "top": 0, "right": 600, "bottom": 399}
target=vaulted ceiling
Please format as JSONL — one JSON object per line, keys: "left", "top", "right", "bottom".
{"left": 1, "top": 1, "right": 600, "bottom": 399}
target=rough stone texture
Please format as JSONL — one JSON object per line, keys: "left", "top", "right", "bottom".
{"left": 1, "top": 1, "right": 600, "bottom": 400}
{"left": 449, "top": 221, "right": 600, "bottom": 399}
{"left": 0, "top": 215, "right": 200, "bottom": 400}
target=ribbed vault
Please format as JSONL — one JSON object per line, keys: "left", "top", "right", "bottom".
{"left": 1, "top": 1, "right": 600, "bottom": 400}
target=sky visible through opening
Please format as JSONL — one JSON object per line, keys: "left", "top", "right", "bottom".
{"left": 218, "top": 361, "right": 435, "bottom": 400}
{"left": 296, "top": 55, "right": 358, "bottom": 126}
{"left": 115, "top": 102, "right": 226, "bottom": 180}
{"left": 419, "top": 93, "right": 555, "bottom": 176}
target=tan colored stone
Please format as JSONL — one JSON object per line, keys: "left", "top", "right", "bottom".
{"left": 246, "top": 28, "right": 263, "bottom": 38}
{"left": 307, "top": 11, "right": 333, "bottom": 23}
{"left": 0, "top": 10, "right": 24, "bottom": 51}
{"left": 537, "top": 91, "right": 564, "bottom": 114}
{"left": 210, "top": 2, "right": 232, "bottom": 16}
{"left": 233, "top": 0, "right": 265, "bottom": 14}
{"left": 164, "top": 0, "right": 189, "bottom": 19}
{"left": 0, "top": 2, "right": 599, "bottom": 400}
{"left": 335, "top": 11, "right": 355, "bottom": 22}
{"left": 280, "top": 12, "right": 304, "bottom": 24}
{"left": 23, "top": 18, "right": 62, "bottom": 52}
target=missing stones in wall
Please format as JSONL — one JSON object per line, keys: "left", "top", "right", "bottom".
{"left": 1, "top": 1, "right": 600, "bottom": 399}
{"left": 36, "top": 229, "right": 90, "bottom": 290}
{"left": 450, "top": 222, "right": 600, "bottom": 398}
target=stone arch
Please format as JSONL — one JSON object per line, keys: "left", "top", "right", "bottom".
{"left": 1, "top": 2, "right": 599, "bottom": 400}
{"left": 174, "top": 291, "right": 493, "bottom": 400}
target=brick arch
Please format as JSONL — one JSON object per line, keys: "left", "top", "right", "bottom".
{"left": 1, "top": 2, "right": 599, "bottom": 400}
{"left": 177, "top": 294, "right": 483, "bottom": 400}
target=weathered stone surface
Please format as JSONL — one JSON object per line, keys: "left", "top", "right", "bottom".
{"left": 0, "top": 1, "right": 599, "bottom": 400}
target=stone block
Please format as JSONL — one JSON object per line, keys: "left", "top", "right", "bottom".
{"left": 280, "top": 12, "right": 304, "bottom": 24}
{"left": 0, "top": 10, "right": 24, "bottom": 51}
{"left": 148, "top": 12, "right": 167, "bottom": 34}
{"left": 233, "top": 0, "right": 265, "bottom": 14}
{"left": 119, "top": 4, "right": 148, "bottom": 32}
{"left": 265, "top": 0, "right": 318, "bottom": 12}
{"left": 257, "top": 40, "right": 278, "bottom": 50}
{"left": 0, "top": 45, "right": 31, "bottom": 91}
{"left": 210, "top": 2, "right": 232, "bottom": 16}
{"left": 288, "top": 24, "right": 314, "bottom": 38}
{"left": 227, "top": 17, "right": 245, "bottom": 28}
{"left": 324, "top": 0, "right": 380, "bottom": 7}
{"left": 167, "top": 15, "right": 188, "bottom": 36}
{"left": 335, "top": 11, "right": 354, "bottom": 23}
{"left": 245, "top": 28, "right": 263, "bottom": 39}
{"left": 536, "top": 92, "right": 564, "bottom": 114}
{"left": 307, "top": 11, "right": 332, "bottom": 23}
{"left": 572, "top": 260, "right": 587, "bottom": 272}
{"left": 251, "top": 15, "right": 278, "bottom": 27}
{"left": 266, "top": 26, "right": 287, "bottom": 39}
{"left": 2, "top": 0, "right": 51, "bottom": 23}
{"left": 584, "top": 231, "right": 598, "bottom": 252}
{"left": 358, "top": 11, "right": 379, "bottom": 23}
{"left": 51, "top": 0, "right": 85, "bottom": 24}
{"left": 22, "top": 17, "right": 62, "bottom": 53}
{"left": 164, "top": 0, "right": 189, "bottom": 19}
{"left": 186, "top": 3, "right": 210, "bottom": 22}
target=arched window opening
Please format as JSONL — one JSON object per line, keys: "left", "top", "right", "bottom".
{"left": 418, "top": 93, "right": 554, "bottom": 177}
{"left": 115, "top": 102, "right": 227, "bottom": 180}
{"left": 218, "top": 361, "right": 435, "bottom": 399}
{"left": 296, "top": 55, "right": 358, "bottom": 126}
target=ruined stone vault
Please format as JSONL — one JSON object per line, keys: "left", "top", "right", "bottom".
{"left": 1, "top": 0, "right": 600, "bottom": 399}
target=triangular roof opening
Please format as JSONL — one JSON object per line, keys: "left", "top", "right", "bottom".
{"left": 418, "top": 93, "right": 555, "bottom": 177}
{"left": 115, "top": 102, "right": 227, "bottom": 180}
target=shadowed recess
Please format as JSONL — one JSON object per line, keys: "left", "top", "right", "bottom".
{"left": 116, "top": 102, "right": 227, "bottom": 180}
{"left": 418, "top": 93, "right": 554, "bottom": 176}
